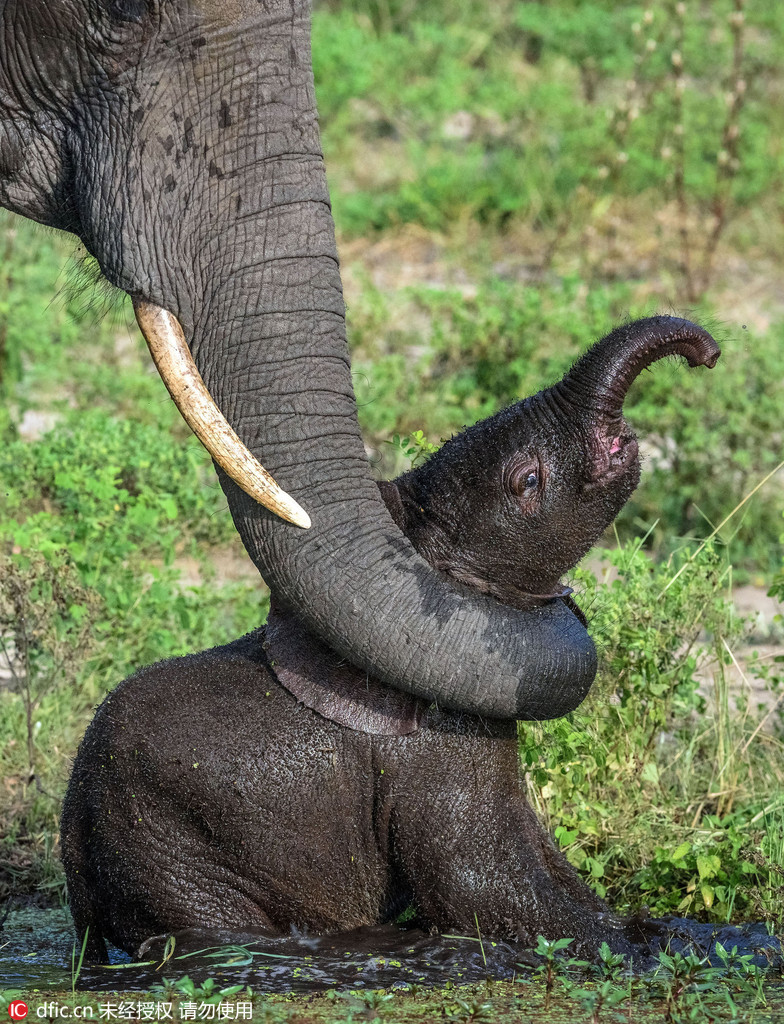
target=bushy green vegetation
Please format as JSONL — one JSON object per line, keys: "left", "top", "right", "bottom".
{"left": 527, "top": 542, "right": 783, "bottom": 926}
{"left": 1, "top": 0, "right": 783, "bottom": 976}
{"left": 0, "top": 410, "right": 265, "bottom": 894}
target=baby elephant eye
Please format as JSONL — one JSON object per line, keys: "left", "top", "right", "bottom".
{"left": 508, "top": 463, "right": 541, "bottom": 499}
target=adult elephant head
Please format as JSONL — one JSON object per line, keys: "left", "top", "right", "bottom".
{"left": 0, "top": 0, "right": 715, "bottom": 718}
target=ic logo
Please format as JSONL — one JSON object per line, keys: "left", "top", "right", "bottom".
{"left": 7, "top": 1004, "right": 28, "bottom": 1021}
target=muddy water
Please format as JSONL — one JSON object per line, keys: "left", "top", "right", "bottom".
{"left": 1, "top": 907, "right": 779, "bottom": 994}
{"left": 0, "top": 908, "right": 75, "bottom": 990}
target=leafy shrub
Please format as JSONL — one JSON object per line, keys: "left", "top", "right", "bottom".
{"left": 0, "top": 409, "right": 266, "bottom": 893}
{"left": 519, "top": 540, "right": 783, "bottom": 923}
{"left": 0, "top": 408, "right": 234, "bottom": 562}
{"left": 0, "top": 408, "right": 265, "bottom": 669}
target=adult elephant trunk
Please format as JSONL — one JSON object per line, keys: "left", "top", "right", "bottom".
{"left": 35, "top": 0, "right": 593, "bottom": 720}
{"left": 136, "top": 164, "right": 595, "bottom": 721}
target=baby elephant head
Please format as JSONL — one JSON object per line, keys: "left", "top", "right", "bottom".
{"left": 390, "top": 316, "right": 720, "bottom": 608}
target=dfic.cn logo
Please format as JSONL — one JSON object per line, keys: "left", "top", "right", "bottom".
{"left": 7, "top": 1003, "right": 28, "bottom": 1021}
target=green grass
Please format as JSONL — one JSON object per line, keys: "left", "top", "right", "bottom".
{"left": 313, "top": 0, "right": 784, "bottom": 290}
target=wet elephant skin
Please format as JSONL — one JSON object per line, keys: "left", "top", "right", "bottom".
{"left": 61, "top": 630, "right": 625, "bottom": 963}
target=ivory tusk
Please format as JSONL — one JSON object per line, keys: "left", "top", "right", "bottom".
{"left": 133, "top": 299, "right": 311, "bottom": 530}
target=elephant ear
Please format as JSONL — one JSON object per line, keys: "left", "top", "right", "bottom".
{"left": 264, "top": 599, "right": 426, "bottom": 736}
{"left": 376, "top": 479, "right": 407, "bottom": 530}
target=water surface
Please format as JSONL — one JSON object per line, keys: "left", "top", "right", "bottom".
{"left": 1, "top": 907, "right": 779, "bottom": 994}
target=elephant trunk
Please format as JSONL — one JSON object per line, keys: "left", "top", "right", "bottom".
{"left": 113, "top": 0, "right": 596, "bottom": 721}
{"left": 554, "top": 317, "right": 721, "bottom": 421}
{"left": 175, "top": 203, "right": 597, "bottom": 722}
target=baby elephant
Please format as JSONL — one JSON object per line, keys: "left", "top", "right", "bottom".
{"left": 61, "top": 317, "right": 719, "bottom": 962}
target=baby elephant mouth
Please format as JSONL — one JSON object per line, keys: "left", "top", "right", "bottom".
{"left": 585, "top": 428, "right": 640, "bottom": 490}
{"left": 607, "top": 433, "right": 639, "bottom": 474}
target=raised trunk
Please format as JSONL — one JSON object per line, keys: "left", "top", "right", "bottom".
{"left": 555, "top": 316, "right": 721, "bottom": 419}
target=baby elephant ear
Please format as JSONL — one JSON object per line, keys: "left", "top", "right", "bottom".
{"left": 265, "top": 601, "right": 427, "bottom": 735}
{"left": 376, "top": 480, "right": 407, "bottom": 530}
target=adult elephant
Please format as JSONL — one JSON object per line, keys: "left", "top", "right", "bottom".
{"left": 0, "top": 0, "right": 597, "bottom": 718}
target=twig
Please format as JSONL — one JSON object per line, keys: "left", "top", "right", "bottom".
{"left": 474, "top": 912, "right": 487, "bottom": 969}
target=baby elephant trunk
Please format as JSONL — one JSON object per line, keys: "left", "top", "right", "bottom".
{"left": 554, "top": 316, "right": 721, "bottom": 420}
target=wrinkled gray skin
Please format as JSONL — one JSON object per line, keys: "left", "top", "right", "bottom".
{"left": 0, "top": 0, "right": 607, "bottom": 718}
{"left": 62, "top": 318, "right": 720, "bottom": 963}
